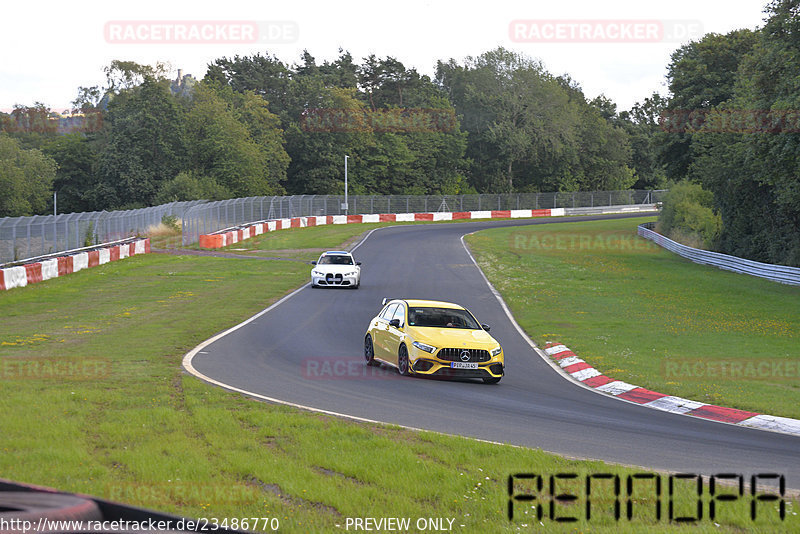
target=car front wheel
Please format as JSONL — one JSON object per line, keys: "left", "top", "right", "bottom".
{"left": 364, "top": 335, "right": 378, "bottom": 366}
{"left": 397, "top": 344, "right": 411, "bottom": 376}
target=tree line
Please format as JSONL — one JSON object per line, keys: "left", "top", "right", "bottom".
{"left": 0, "top": 48, "right": 641, "bottom": 217}
{"left": 1, "top": 0, "right": 798, "bottom": 265}
{"left": 656, "top": 0, "right": 800, "bottom": 266}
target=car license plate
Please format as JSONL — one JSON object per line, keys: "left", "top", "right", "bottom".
{"left": 450, "top": 362, "right": 478, "bottom": 369}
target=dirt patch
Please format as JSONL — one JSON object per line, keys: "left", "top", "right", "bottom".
{"left": 248, "top": 477, "right": 341, "bottom": 516}
{"left": 312, "top": 466, "right": 365, "bottom": 485}
{"left": 151, "top": 248, "right": 310, "bottom": 263}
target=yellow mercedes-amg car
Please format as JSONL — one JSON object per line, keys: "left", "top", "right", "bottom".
{"left": 364, "top": 298, "right": 504, "bottom": 384}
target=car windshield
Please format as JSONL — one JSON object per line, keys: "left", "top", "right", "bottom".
{"left": 407, "top": 307, "right": 481, "bottom": 329}
{"left": 318, "top": 255, "right": 353, "bottom": 265}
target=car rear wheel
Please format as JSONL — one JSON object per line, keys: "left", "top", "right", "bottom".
{"left": 364, "top": 335, "right": 378, "bottom": 366}
{"left": 398, "top": 344, "right": 411, "bottom": 376}
{"left": 483, "top": 376, "right": 501, "bottom": 384}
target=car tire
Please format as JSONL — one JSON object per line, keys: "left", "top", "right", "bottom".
{"left": 483, "top": 376, "right": 502, "bottom": 384}
{"left": 364, "top": 335, "right": 379, "bottom": 366}
{"left": 397, "top": 344, "right": 411, "bottom": 376}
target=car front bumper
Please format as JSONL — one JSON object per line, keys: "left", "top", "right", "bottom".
{"left": 311, "top": 273, "right": 359, "bottom": 287}
{"left": 409, "top": 349, "right": 504, "bottom": 379}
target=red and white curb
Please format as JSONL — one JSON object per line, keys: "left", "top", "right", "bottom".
{"left": 543, "top": 342, "right": 800, "bottom": 437}
{"left": 198, "top": 208, "right": 565, "bottom": 249}
{"left": 0, "top": 238, "right": 151, "bottom": 291}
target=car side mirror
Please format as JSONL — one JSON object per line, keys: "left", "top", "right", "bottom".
{"left": 356, "top": 261, "right": 362, "bottom": 265}
{"left": 311, "top": 261, "right": 317, "bottom": 265}
{"left": 481, "top": 324, "right": 491, "bottom": 332}
{"left": 389, "top": 319, "right": 401, "bottom": 328}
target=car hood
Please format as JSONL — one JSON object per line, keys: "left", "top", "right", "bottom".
{"left": 312, "top": 264, "right": 359, "bottom": 273}
{"left": 409, "top": 327, "right": 499, "bottom": 349}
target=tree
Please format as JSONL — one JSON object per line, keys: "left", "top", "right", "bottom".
{"left": 688, "top": 1, "right": 800, "bottom": 265}
{"left": 104, "top": 60, "right": 169, "bottom": 91}
{"left": 154, "top": 171, "right": 230, "bottom": 204}
{"left": 437, "top": 47, "right": 632, "bottom": 193}
{"left": 98, "top": 76, "right": 188, "bottom": 208}
{"left": 659, "top": 29, "right": 758, "bottom": 179}
{"left": 0, "top": 134, "right": 56, "bottom": 217}
{"left": 618, "top": 93, "right": 669, "bottom": 189}
{"left": 43, "top": 133, "right": 99, "bottom": 213}
{"left": 183, "top": 82, "right": 287, "bottom": 198}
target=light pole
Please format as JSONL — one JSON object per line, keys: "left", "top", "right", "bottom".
{"left": 343, "top": 155, "right": 349, "bottom": 216}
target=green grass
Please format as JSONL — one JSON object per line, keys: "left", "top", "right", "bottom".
{"left": 0, "top": 223, "right": 797, "bottom": 533}
{"left": 212, "top": 216, "right": 555, "bottom": 260}
{"left": 219, "top": 222, "right": 391, "bottom": 261}
{"left": 466, "top": 216, "right": 800, "bottom": 419}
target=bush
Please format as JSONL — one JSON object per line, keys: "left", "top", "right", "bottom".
{"left": 161, "top": 215, "right": 181, "bottom": 232}
{"left": 658, "top": 181, "right": 722, "bottom": 250}
{"left": 154, "top": 171, "right": 231, "bottom": 204}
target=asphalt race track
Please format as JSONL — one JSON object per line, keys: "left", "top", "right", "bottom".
{"left": 188, "top": 214, "right": 800, "bottom": 487}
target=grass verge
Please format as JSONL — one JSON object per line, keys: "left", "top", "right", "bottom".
{"left": 466, "top": 216, "right": 800, "bottom": 419}
{"left": 0, "top": 223, "right": 796, "bottom": 533}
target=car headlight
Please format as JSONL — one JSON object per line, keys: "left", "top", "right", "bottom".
{"left": 412, "top": 341, "right": 436, "bottom": 353}
{"left": 344, "top": 271, "right": 358, "bottom": 276}
{"left": 490, "top": 346, "right": 502, "bottom": 357}
{"left": 312, "top": 270, "right": 324, "bottom": 276}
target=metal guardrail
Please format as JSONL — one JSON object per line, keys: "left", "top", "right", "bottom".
{"left": 0, "top": 191, "right": 667, "bottom": 262}
{"left": 0, "top": 201, "right": 206, "bottom": 265}
{"left": 638, "top": 222, "right": 800, "bottom": 286}
{"left": 182, "top": 190, "right": 667, "bottom": 246}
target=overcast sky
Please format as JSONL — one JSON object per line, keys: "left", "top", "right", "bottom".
{"left": 1, "top": 0, "right": 768, "bottom": 114}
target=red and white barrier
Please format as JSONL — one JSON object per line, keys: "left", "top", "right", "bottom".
{"left": 0, "top": 238, "right": 151, "bottom": 291}
{"left": 542, "top": 342, "right": 800, "bottom": 437}
{"left": 198, "top": 209, "right": 561, "bottom": 250}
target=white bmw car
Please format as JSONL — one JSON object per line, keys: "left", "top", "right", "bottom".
{"left": 310, "top": 251, "right": 361, "bottom": 288}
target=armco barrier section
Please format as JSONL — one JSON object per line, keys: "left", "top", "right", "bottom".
{"left": 0, "top": 238, "right": 150, "bottom": 291}
{"left": 199, "top": 204, "right": 659, "bottom": 249}
{"left": 638, "top": 223, "right": 800, "bottom": 286}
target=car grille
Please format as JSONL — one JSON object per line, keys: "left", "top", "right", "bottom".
{"left": 320, "top": 273, "right": 347, "bottom": 285}
{"left": 437, "top": 348, "right": 490, "bottom": 363}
